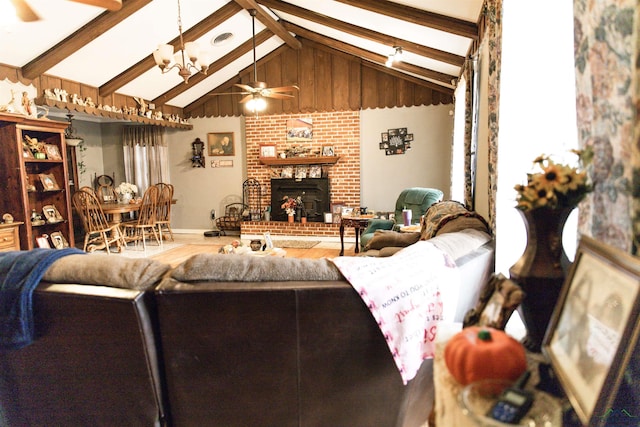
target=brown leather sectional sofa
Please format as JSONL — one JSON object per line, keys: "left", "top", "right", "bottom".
{"left": 0, "top": 232, "right": 494, "bottom": 427}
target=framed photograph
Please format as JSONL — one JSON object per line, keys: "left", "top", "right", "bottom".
{"left": 44, "top": 144, "right": 62, "bottom": 160}
{"left": 309, "top": 165, "right": 322, "bottom": 178}
{"left": 543, "top": 236, "right": 640, "bottom": 426}
{"left": 381, "top": 132, "right": 389, "bottom": 142}
{"left": 341, "top": 207, "right": 353, "bottom": 217}
{"left": 295, "top": 166, "right": 307, "bottom": 180}
{"left": 324, "top": 212, "right": 333, "bottom": 224}
{"left": 38, "top": 173, "right": 59, "bottom": 191}
{"left": 207, "top": 132, "right": 234, "bottom": 156}
{"left": 331, "top": 203, "right": 345, "bottom": 224}
{"left": 35, "top": 234, "right": 51, "bottom": 249}
{"left": 263, "top": 232, "right": 274, "bottom": 249}
{"left": 49, "top": 231, "right": 69, "bottom": 249}
{"left": 22, "top": 144, "right": 34, "bottom": 159}
{"left": 463, "top": 273, "right": 524, "bottom": 330}
{"left": 260, "top": 144, "right": 277, "bottom": 158}
{"left": 281, "top": 166, "right": 293, "bottom": 179}
{"left": 42, "top": 204, "right": 63, "bottom": 223}
{"left": 322, "top": 145, "right": 335, "bottom": 157}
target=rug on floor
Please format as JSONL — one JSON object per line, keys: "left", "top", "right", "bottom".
{"left": 271, "top": 240, "right": 319, "bottom": 249}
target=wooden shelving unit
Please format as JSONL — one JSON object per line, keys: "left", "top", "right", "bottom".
{"left": 259, "top": 156, "right": 340, "bottom": 166}
{"left": 0, "top": 113, "right": 74, "bottom": 250}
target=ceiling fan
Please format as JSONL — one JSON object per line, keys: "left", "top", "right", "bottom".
{"left": 208, "top": 9, "right": 299, "bottom": 112}
{"left": 10, "top": 0, "right": 122, "bottom": 22}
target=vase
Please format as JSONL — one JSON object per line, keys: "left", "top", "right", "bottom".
{"left": 120, "top": 193, "right": 132, "bottom": 204}
{"left": 250, "top": 239, "right": 262, "bottom": 251}
{"left": 288, "top": 214, "right": 294, "bottom": 223}
{"left": 301, "top": 216, "right": 307, "bottom": 224}
{"left": 295, "top": 208, "right": 302, "bottom": 222}
{"left": 509, "top": 206, "right": 574, "bottom": 352}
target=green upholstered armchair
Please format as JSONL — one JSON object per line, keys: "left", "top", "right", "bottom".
{"left": 360, "top": 187, "right": 444, "bottom": 250}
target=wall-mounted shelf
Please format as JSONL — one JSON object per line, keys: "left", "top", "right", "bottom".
{"left": 35, "top": 98, "right": 193, "bottom": 130}
{"left": 259, "top": 156, "right": 340, "bottom": 166}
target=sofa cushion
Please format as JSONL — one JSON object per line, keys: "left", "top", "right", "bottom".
{"left": 171, "top": 254, "right": 343, "bottom": 282}
{"left": 364, "top": 230, "right": 421, "bottom": 250}
{"left": 420, "top": 200, "right": 490, "bottom": 240}
{"left": 43, "top": 254, "right": 171, "bottom": 290}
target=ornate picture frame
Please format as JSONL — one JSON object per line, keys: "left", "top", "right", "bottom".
{"left": 50, "top": 231, "right": 69, "bottom": 249}
{"left": 38, "top": 173, "right": 59, "bottom": 191}
{"left": 543, "top": 236, "right": 640, "bottom": 426}
{"left": 207, "top": 132, "right": 234, "bottom": 156}
{"left": 44, "top": 144, "right": 62, "bottom": 160}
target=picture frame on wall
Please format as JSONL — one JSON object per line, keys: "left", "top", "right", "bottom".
{"left": 207, "top": 132, "right": 234, "bottom": 156}
{"left": 260, "top": 144, "right": 277, "bottom": 158}
{"left": 543, "top": 236, "right": 640, "bottom": 427}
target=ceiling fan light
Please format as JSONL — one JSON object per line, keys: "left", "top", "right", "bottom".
{"left": 394, "top": 46, "right": 403, "bottom": 61}
{"left": 246, "top": 96, "right": 266, "bottom": 113}
{"left": 385, "top": 55, "right": 394, "bottom": 67}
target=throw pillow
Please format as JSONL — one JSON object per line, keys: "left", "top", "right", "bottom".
{"left": 421, "top": 200, "right": 490, "bottom": 240}
{"left": 43, "top": 254, "right": 171, "bottom": 290}
{"left": 364, "top": 230, "right": 420, "bottom": 250}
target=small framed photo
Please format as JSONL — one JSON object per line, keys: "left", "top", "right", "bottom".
{"left": 207, "top": 132, "right": 234, "bottom": 156}
{"left": 260, "top": 144, "right": 277, "bottom": 158}
{"left": 49, "top": 231, "right": 69, "bottom": 249}
{"left": 281, "top": 166, "right": 293, "bottom": 179}
{"left": 22, "top": 144, "right": 34, "bottom": 159}
{"left": 322, "top": 145, "right": 335, "bottom": 156}
{"left": 309, "top": 165, "right": 322, "bottom": 178}
{"left": 295, "top": 166, "right": 307, "bottom": 180}
{"left": 263, "top": 232, "right": 274, "bottom": 249}
{"left": 381, "top": 132, "right": 389, "bottom": 142}
{"left": 331, "top": 203, "right": 345, "bottom": 224}
{"left": 36, "top": 234, "right": 51, "bottom": 249}
{"left": 324, "top": 212, "right": 333, "bottom": 224}
{"left": 341, "top": 207, "right": 354, "bottom": 217}
{"left": 463, "top": 273, "right": 524, "bottom": 330}
{"left": 42, "top": 204, "right": 63, "bottom": 223}
{"left": 38, "top": 173, "right": 59, "bottom": 191}
{"left": 543, "top": 236, "right": 640, "bottom": 426}
{"left": 44, "top": 144, "right": 62, "bottom": 160}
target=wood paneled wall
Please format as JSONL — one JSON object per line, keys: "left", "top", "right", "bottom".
{"left": 185, "top": 38, "right": 454, "bottom": 118}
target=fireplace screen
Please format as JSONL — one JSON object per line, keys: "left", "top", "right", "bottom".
{"left": 271, "top": 178, "right": 330, "bottom": 222}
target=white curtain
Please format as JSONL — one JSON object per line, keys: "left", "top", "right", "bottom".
{"left": 450, "top": 74, "right": 467, "bottom": 202}
{"left": 122, "top": 126, "right": 170, "bottom": 195}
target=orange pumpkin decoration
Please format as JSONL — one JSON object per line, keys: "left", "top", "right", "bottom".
{"left": 444, "top": 326, "right": 527, "bottom": 386}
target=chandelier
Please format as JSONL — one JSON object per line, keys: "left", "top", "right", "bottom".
{"left": 152, "top": 0, "right": 210, "bottom": 84}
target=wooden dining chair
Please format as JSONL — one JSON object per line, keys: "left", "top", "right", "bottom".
{"left": 121, "top": 185, "right": 161, "bottom": 250}
{"left": 155, "top": 182, "right": 174, "bottom": 242}
{"left": 72, "top": 188, "right": 125, "bottom": 254}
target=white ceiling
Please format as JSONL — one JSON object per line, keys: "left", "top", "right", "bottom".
{"left": 0, "top": 0, "right": 484, "bottom": 109}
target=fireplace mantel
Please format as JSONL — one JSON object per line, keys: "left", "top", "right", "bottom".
{"left": 259, "top": 156, "right": 340, "bottom": 166}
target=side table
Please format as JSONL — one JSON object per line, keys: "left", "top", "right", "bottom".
{"left": 339, "top": 216, "right": 370, "bottom": 256}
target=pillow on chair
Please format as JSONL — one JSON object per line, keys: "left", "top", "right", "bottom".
{"left": 364, "top": 230, "right": 421, "bottom": 251}
{"left": 420, "top": 200, "right": 490, "bottom": 240}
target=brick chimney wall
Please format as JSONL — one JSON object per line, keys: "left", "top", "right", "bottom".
{"left": 243, "top": 110, "right": 361, "bottom": 239}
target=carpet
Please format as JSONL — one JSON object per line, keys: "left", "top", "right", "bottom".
{"left": 271, "top": 240, "right": 319, "bottom": 249}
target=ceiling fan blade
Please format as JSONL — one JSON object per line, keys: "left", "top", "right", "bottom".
{"left": 239, "top": 94, "right": 255, "bottom": 104}
{"left": 206, "top": 92, "right": 249, "bottom": 97}
{"left": 266, "top": 85, "right": 300, "bottom": 93}
{"left": 263, "top": 92, "right": 295, "bottom": 100}
{"left": 9, "top": 0, "right": 40, "bottom": 22}
{"left": 234, "top": 84, "right": 258, "bottom": 93}
{"left": 67, "top": 0, "right": 123, "bottom": 11}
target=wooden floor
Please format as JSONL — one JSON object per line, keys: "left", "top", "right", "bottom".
{"left": 113, "top": 233, "right": 351, "bottom": 267}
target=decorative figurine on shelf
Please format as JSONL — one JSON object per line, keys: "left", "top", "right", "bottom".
{"left": 191, "top": 138, "right": 205, "bottom": 168}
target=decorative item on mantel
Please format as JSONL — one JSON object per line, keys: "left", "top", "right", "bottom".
{"left": 281, "top": 193, "right": 305, "bottom": 223}
{"left": 509, "top": 147, "right": 593, "bottom": 352}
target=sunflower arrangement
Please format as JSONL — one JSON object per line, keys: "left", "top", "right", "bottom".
{"left": 514, "top": 147, "right": 593, "bottom": 211}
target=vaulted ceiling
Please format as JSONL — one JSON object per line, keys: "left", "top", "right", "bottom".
{"left": 0, "top": 0, "right": 484, "bottom": 116}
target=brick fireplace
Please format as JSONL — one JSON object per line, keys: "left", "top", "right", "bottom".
{"left": 243, "top": 111, "right": 361, "bottom": 239}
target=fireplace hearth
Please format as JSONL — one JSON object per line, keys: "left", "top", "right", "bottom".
{"left": 271, "top": 178, "right": 330, "bottom": 222}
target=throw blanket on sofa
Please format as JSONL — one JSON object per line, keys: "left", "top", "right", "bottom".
{"left": 0, "top": 248, "right": 84, "bottom": 350}
{"left": 332, "top": 241, "right": 459, "bottom": 384}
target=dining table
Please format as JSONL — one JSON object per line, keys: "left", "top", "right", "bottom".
{"left": 100, "top": 201, "right": 142, "bottom": 223}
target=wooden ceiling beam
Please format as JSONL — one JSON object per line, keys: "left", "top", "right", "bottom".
{"left": 232, "top": 0, "right": 301, "bottom": 49}
{"left": 152, "top": 29, "right": 274, "bottom": 107}
{"left": 333, "top": 0, "right": 478, "bottom": 40}
{"left": 99, "top": 1, "right": 242, "bottom": 97}
{"left": 21, "top": 0, "right": 151, "bottom": 80}
{"left": 258, "top": 0, "right": 464, "bottom": 67}
{"left": 283, "top": 22, "right": 456, "bottom": 87}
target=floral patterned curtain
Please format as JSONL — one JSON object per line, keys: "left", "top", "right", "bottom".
{"left": 484, "top": 0, "right": 503, "bottom": 234}
{"left": 462, "top": 58, "right": 475, "bottom": 209}
{"left": 573, "top": 0, "right": 636, "bottom": 253}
